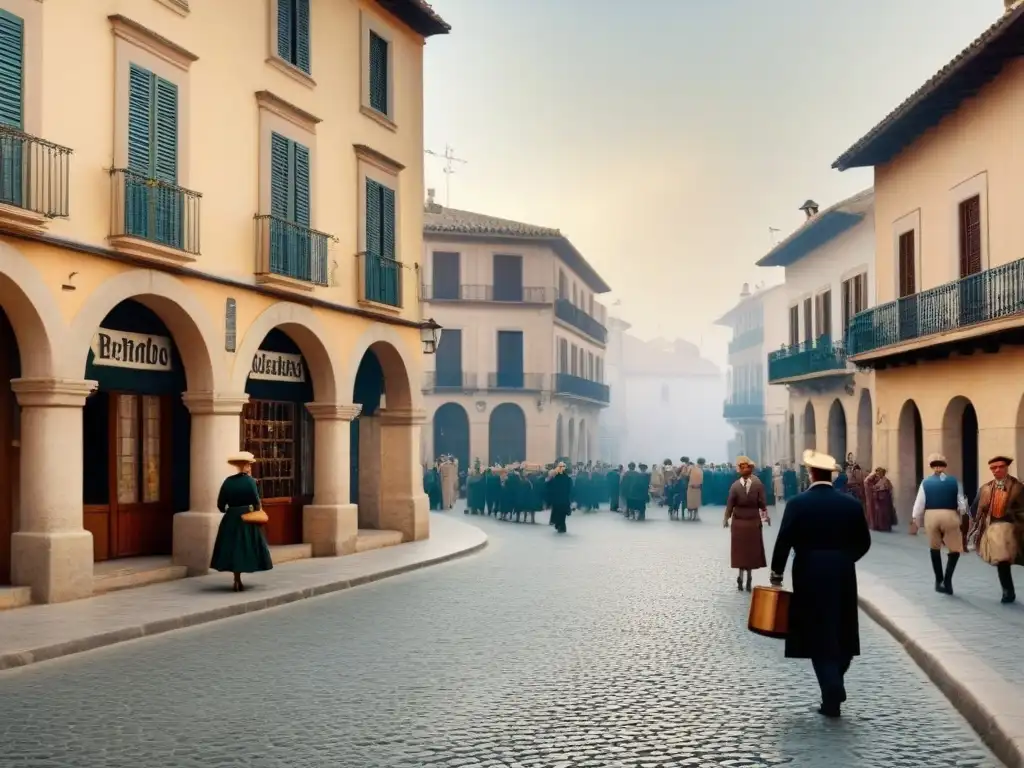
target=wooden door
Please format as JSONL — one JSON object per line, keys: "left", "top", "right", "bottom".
{"left": 492, "top": 254, "right": 523, "bottom": 302}
{"left": 110, "top": 393, "right": 173, "bottom": 558}
{"left": 242, "top": 399, "right": 304, "bottom": 546}
{"left": 431, "top": 251, "right": 460, "bottom": 300}
{"left": 496, "top": 330, "right": 524, "bottom": 388}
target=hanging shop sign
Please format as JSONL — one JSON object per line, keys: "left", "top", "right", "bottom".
{"left": 250, "top": 350, "right": 306, "bottom": 382}
{"left": 90, "top": 328, "right": 173, "bottom": 371}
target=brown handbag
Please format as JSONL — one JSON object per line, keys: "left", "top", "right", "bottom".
{"left": 240, "top": 505, "right": 268, "bottom": 525}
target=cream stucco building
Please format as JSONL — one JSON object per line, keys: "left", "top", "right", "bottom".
{"left": 833, "top": 1, "right": 1024, "bottom": 513}
{"left": 0, "top": 0, "right": 448, "bottom": 607}
{"left": 420, "top": 196, "right": 612, "bottom": 467}
{"left": 756, "top": 191, "right": 876, "bottom": 472}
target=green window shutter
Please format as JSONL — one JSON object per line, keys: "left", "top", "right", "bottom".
{"left": 127, "top": 64, "right": 153, "bottom": 174}
{"left": 292, "top": 141, "right": 310, "bottom": 227}
{"left": 153, "top": 77, "right": 178, "bottom": 183}
{"left": 270, "top": 132, "right": 290, "bottom": 220}
{"left": 365, "top": 178, "right": 381, "bottom": 256}
{"left": 381, "top": 185, "right": 395, "bottom": 259}
{"left": 368, "top": 32, "right": 388, "bottom": 114}
{"left": 295, "top": 0, "right": 311, "bottom": 74}
{"left": 0, "top": 10, "right": 24, "bottom": 129}
{"left": 277, "top": 0, "right": 293, "bottom": 63}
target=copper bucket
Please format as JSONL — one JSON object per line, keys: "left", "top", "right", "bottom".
{"left": 748, "top": 585, "right": 792, "bottom": 639}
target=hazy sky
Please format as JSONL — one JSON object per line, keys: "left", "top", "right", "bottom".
{"left": 422, "top": 0, "right": 1000, "bottom": 364}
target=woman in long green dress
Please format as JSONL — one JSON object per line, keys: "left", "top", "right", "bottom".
{"left": 210, "top": 451, "right": 273, "bottom": 591}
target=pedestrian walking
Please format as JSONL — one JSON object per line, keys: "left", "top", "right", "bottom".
{"left": 769, "top": 449, "right": 871, "bottom": 719}
{"left": 910, "top": 453, "right": 967, "bottom": 595}
{"left": 724, "top": 456, "right": 768, "bottom": 592}
{"left": 210, "top": 451, "right": 274, "bottom": 592}
{"left": 547, "top": 462, "right": 572, "bottom": 533}
{"left": 968, "top": 455, "right": 1024, "bottom": 604}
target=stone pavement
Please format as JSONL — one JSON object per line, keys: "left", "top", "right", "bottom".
{"left": 853, "top": 524, "right": 1024, "bottom": 768}
{"left": 0, "top": 503, "right": 1001, "bottom": 768}
{"left": 0, "top": 513, "right": 487, "bottom": 672}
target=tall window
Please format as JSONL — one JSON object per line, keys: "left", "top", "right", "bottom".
{"left": 365, "top": 177, "right": 399, "bottom": 306}
{"left": 788, "top": 305, "right": 799, "bottom": 348}
{"left": 368, "top": 31, "right": 389, "bottom": 115}
{"left": 570, "top": 344, "right": 578, "bottom": 375}
{"left": 814, "top": 290, "right": 832, "bottom": 340}
{"left": 898, "top": 230, "right": 916, "bottom": 298}
{"left": 266, "top": 132, "right": 313, "bottom": 280}
{"left": 958, "top": 195, "right": 982, "bottom": 278}
{"left": 802, "top": 297, "right": 812, "bottom": 343}
{"left": 558, "top": 270, "right": 567, "bottom": 299}
{"left": 842, "top": 273, "right": 868, "bottom": 331}
{"left": 277, "top": 0, "right": 311, "bottom": 74}
{"left": 0, "top": 9, "right": 24, "bottom": 209}
{"left": 558, "top": 338, "right": 568, "bottom": 373}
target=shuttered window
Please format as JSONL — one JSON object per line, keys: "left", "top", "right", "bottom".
{"left": 0, "top": 9, "right": 23, "bottom": 208}
{"left": 268, "top": 132, "right": 312, "bottom": 280}
{"left": 898, "top": 231, "right": 916, "bottom": 298}
{"left": 802, "top": 298, "right": 812, "bottom": 343}
{"left": 842, "top": 273, "right": 868, "bottom": 331}
{"left": 788, "top": 306, "right": 799, "bottom": 347}
{"left": 365, "top": 178, "right": 399, "bottom": 305}
{"left": 958, "top": 195, "right": 982, "bottom": 277}
{"left": 277, "top": 0, "right": 311, "bottom": 74}
{"left": 126, "top": 64, "right": 181, "bottom": 247}
{"left": 368, "top": 31, "right": 389, "bottom": 115}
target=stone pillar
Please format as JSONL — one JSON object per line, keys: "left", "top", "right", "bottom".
{"left": 469, "top": 413, "right": 488, "bottom": 466}
{"left": 378, "top": 407, "right": 430, "bottom": 542}
{"left": 173, "top": 391, "right": 248, "bottom": 576}
{"left": 303, "top": 402, "right": 361, "bottom": 557}
{"left": 10, "top": 377, "right": 96, "bottom": 603}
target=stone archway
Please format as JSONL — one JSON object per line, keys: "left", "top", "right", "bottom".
{"left": 434, "top": 402, "right": 470, "bottom": 471}
{"left": 897, "top": 399, "right": 924, "bottom": 517}
{"left": 489, "top": 403, "right": 527, "bottom": 464}
{"left": 555, "top": 413, "right": 564, "bottom": 461}
{"left": 828, "top": 399, "right": 847, "bottom": 463}
{"left": 857, "top": 389, "right": 873, "bottom": 470}
{"left": 942, "top": 395, "right": 979, "bottom": 505}
{"left": 803, "top": 401, "right": 816, "bottom": 452}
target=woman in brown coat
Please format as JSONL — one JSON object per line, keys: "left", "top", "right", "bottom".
{"left": 724, "top": 456, "right": 769, "bottom": 592}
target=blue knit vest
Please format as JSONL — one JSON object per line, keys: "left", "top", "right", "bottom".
{"left": 922, "top": 474, "right": 959, "bottom": 510}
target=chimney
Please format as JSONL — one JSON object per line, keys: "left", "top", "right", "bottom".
{"left": 425, "top": 187, "right": 442, "bottom": 213}
{"left": 799, "top": 199, "right": 820, "bottom": 219}
{"left": 739, "top": 282, "right": 751, "bottom": 298}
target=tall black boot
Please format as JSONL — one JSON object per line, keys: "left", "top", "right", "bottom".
{"left": 941, "top": 553, "right": 959, "bottom": 595}
{"left": 930, "top": 549, "right": 944, "bottom": 591}
{"left": 998, "top": 563, "right": 1016, "bottom": 604}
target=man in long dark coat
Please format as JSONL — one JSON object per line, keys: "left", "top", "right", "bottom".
{"left": 769, "top": 449, "right": 871, "bottom": 719}
{"left": 547, "top": 462, "right": 573, "bottom": 533}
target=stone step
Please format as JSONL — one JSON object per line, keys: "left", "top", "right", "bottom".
{"left": 93, "top": 563, "right": 188, "bottom": 595}
{"left": 270, "top": 543, "right": 313, "bottom": 564}
{"left": 355, "top": 529, "right": 404, "bottom": 553}
{"left": 0, "top": 586, "right": 32, "bottom": 611}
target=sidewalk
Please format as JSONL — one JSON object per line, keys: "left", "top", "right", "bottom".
{"left": 0, "top": 514, "right": 487, "bottom": 673}
{"left": 857, "top": 528, "right": 1024, "bottom": 768}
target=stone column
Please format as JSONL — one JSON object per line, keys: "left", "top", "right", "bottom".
{"left": 303, "top": 402, "right": 362, "bottom": 557}
{"left": 173, "top": 391, "right": 248, "bottom": 576}
{"left": 378, "top": 407, "right": 430, "bottom": 542}
{"left": 10, "top": 377, "right": 96, "bottom": 603}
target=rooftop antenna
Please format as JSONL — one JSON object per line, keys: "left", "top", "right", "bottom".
{"left": 768, "top": 226, "right": 781, "bottom": 246}
{"left": 424, "top": 144, "right": 467, "bottom": 207}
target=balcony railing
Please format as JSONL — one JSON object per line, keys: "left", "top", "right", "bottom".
{"left": 111, "top": 169, "right": 201, "bottom": 254}
{"left": 359, "top": 252, "right": 403, "bottom": 307}
{"left": 554, "top": 298, "right": 608, "bottom": 343}
{"left": 0, "top": 125, "right": 72, "bottom": 219}
{"left": 254, "top": 214, "right": 330, "bottom": 285}
{"left": 554, "top": 372, "right": 610, "bottom": 404}
{"left": 423, "top": 371, "right": 477, "bottom": 391}
{"left": 421, "top": 284, "right": 552, "bottom": 303}
{"left": 722, "top": 399, "right": 765, "bottom": 420}
{"left": 767, "top": 337, "right": 848, "bottom": 382}
{"left": 848, "top": 260, "right": 1024, "bottom": 356}
{"left": 729, "top": 326, "right": 764, "bottom": 354}
{"left": 486, "top": 372, "right": 548, "bottom": 390}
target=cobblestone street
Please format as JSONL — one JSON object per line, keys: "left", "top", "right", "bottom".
{"left": 0, "top": 506, "right": 1003, "bottom": 768}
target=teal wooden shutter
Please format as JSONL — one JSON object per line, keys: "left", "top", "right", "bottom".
{"left": 365, "top": 178, "right": 382, "bottom": 302}
{"left": 154, "top": 76, "right": 181, "bottom": 248}
{"left": 277, "top": 0, "right": 293, "bottom": 63}
{"left": 293, "top": 142, "right": 311, "bottom": 280}
{"left": 295, "top": 0, "right": 311, "bottom": 74}
{"left": 381, "top": 185, "right": 396, "bottom": 304}
{"left": 126, "top": 64, "right": 154, "bottom": 238}
{"left": 0, "top": 10, "right": 23, "bottom": 208}
{"left": 269, "top": 132, "right": 291, "bottom": 276}
{"left": 368, "top": 32, "right": 388, "bottom": 114}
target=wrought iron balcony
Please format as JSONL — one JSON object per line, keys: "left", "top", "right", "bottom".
{"left": 847, "top": 260, "right": 1024, "bottom": 358}
{"left": 111, "top": 169, "right": 201, "bottom": 255}
{"left": 421, "top": 284, "right": 552, "bottom": 303}
{"left": 553, "top": 373, "right": 610, "bottom": 405}
{"left": 767, "top": 338, "right": 848, "bottom": 383}
{"left": 722, "top": 398, "right": 764, "bottom": 420}
{"left": 0, "top": 125, "right": 72, "bottom": 220}
{"left": 728, "top": 326, "right": 764, "bottom": 354}
{"left": 423, "top": 371, "right": 477, "bottom": 391}
{"left": 360, "top": 251, "right": 403, "bottom": 307}
{"left": 254, "top": 214, "right": 330, "bottom": 286}
{"left": 486, "top": 372, "right": 548, "bottom": 391}
{"left": 554, "top": 298, "right": 608, "bottom": 343}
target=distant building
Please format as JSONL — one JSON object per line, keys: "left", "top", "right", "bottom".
{"left": 715, "top": 283, "right": 788, "bottom": 465}
{"left": 420, "top": 194, "right": 611, "bottom": 467}
{"left": 600, "top": 316, "right": 632, "bottom": 465}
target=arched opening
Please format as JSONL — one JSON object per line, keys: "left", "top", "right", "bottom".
{"left": 489, "top": 403, "right": 526, "bottom": 464}
{"left": 897, "top": 400, "right": 924, "bottom": 515}
{"left": 856, "top": 389, "right": 873, "bottom": 470}
{"left": 788, "top": 413, "right": 796, "bottom": 463}
{"left": 81, "top": 299, "right": 193, "bottom": 561}
{"left": 555, "top": 413, "right": 564, "bottom": 461}
{"left": 0, "top": 308, "right": 21, "bottom": 584}
{"left": 567, "top": 417, "right": 576, "bottom": 464}
{"left": 828, "top": 399, "right": 847, "bottom": 463}
{"left": 579, "top": 419, "right": 588, "bottom": 464}
{"left": 803, "top": 401, "right": 816, "bottom": 452}
{"left": 941, "top": 396, "right": 979, "bottom": 505}
{"left": 434, "top": 403, "right": 469, "bottom": 472}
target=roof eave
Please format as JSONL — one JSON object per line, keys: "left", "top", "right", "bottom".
{"left": 374, "top": 0, "right": 451, "bottom": 37}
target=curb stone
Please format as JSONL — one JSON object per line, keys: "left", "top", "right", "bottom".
{"left": 0, "top": 537, "right": 488, "bottom": 673}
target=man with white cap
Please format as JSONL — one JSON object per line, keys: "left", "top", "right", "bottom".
{"left": 911, "top": 453, "right": 967, "bottom": 595}
{"left": 770, "top": 449, "right": 871, "bottom": 718}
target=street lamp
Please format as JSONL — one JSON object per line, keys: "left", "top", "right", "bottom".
{"left": 420, "top": 317, "right": 442, "bottom": 354}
